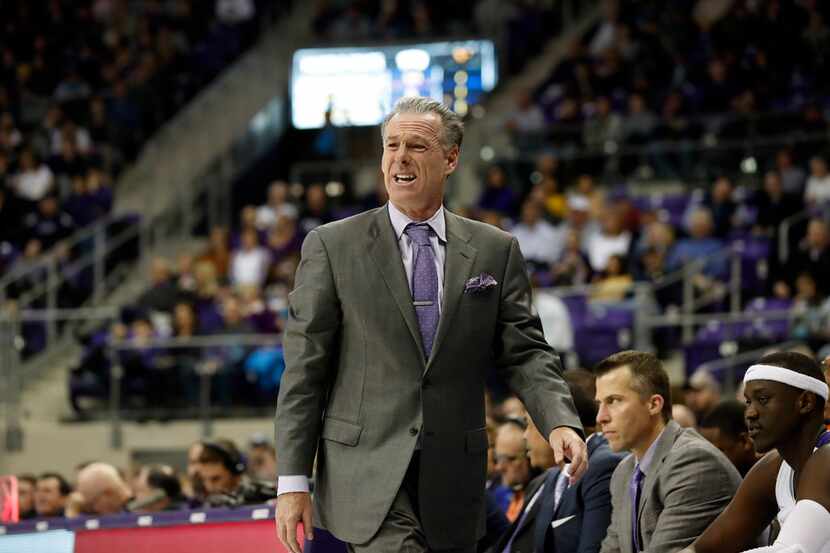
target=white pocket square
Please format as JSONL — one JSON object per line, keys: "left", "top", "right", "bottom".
{"left": 551, "top": 515, "right": 576, "bottom": 529}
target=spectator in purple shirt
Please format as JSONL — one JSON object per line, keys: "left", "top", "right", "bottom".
{"left": 478, "top": 165, "right": 517, "bottom": 217}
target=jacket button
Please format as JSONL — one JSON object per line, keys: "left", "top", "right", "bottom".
{"left": 409, "top": 427, "right": 419, "bottom": 436}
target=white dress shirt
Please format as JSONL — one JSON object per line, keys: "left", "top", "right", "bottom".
{"left": 277, "top": 202, "right": 448, "bottom": 495}
{"left": 510, "top": 220, "right": 564, "bottom": 264}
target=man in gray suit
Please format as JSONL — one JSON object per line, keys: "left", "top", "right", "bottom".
{"left": 274, "top": 97, "right": 587, "bottom": 553}
{"left": 595, "top": 351, "right": 741, "bottom": 553}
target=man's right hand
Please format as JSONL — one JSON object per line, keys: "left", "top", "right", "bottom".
{"left": 276, "top": 492, "right": 314, "bottom": 553}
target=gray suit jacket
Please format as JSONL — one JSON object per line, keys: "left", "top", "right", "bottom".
{"left": 275, "top": 206, "right": 582, "bottom": 549}
{"left": 599, "top": 421, "right": 741, "bottom": 553}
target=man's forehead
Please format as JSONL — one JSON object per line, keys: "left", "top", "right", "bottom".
{"left": 597, "top": 365, "right": 633, "bottom": 387}
{"left": 745, "top": 379, "right": 792, "bottom": 395}
{"left": 385, "top": 112, "right": 442, "bottom": 138}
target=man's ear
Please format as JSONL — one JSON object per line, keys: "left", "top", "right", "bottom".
{"left": 798, "top": 391, "right": 818, "bottom": 415}
{"left": 445, "top": 145, "right": 460, "bottom": 176}
{"left": 649, "top": 394, "right": 664, "bottom": 417}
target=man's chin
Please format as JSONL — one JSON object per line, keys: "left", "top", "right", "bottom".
{"left": 751, "top": 438, "right": 772, "bottom": 454}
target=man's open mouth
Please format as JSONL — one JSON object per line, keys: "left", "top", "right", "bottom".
{"left": 394, "top": 174, "right": 416, "bottom": 183}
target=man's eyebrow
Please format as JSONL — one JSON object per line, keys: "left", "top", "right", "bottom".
{"left": 596, "top": 393, "right": 618, "bottom": 402}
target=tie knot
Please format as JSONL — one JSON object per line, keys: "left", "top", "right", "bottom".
{"left": 405, "top": 223, "right": 433, "bottom": 246}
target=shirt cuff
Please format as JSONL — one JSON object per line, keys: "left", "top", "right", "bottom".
{"left": 277, "top": 475, "right": 310, "bottom": 495}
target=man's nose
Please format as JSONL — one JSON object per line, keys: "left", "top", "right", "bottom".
{"left": 394, "top": 144, "right": 410, "bottom": 162}
{"left": 596, "top": 403, "right": 609, "bottom": 425}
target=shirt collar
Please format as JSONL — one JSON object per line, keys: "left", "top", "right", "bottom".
{"left": 635, "top": 426, "right": 666, "bottom": 474}
{"left": 387, "top": 202, "right": 446, "bottom": 243}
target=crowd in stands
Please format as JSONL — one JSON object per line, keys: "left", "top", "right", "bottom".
{"left": 310, "top": 0, "right": 574, "bottom": 75}
{"left": 68, "top": 148, "right": 830, "bottom": 414}
{"left": 0, "top": 0, "right": 270, "bottom": 289}
{"left": 69, "top": 180, "right": 321, "bottom": 416}
{"left": 12, "top": 434, "right": 278, "bottom": 522}
{"left": 469, "top": 144, "right": 830, "bottom": 364}
{"left": 505, "top": 0, "right": 830, "bottom": 178}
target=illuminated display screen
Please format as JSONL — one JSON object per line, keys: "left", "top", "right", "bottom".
{"left": 290, "top": 40, "right": 497, "bottom": 129}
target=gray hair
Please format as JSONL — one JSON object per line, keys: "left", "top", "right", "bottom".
{"left": 381, "top": 96, "right": 464, "bottom": 151}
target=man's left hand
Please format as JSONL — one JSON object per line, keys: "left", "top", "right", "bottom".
{"left": 548, "top": 426, "right": 588, "bottom": 484}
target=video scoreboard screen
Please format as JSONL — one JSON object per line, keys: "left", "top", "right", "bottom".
{"left": 290, "top": 40, "right": 498, "bottom": 129}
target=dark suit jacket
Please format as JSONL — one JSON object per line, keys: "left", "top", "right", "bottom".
{"left": 275, "top": 206, "right": 582, "bottom": 549}
{"left": 490, "top": 434, "right": 623, "bottom": 553}
{"left": 599, "top": 421, "right": 742, "bottom": 553}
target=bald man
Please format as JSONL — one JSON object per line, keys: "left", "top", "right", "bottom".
{"left": 495, "top": 420, "right": 537, "bottom": 523}
{"left": 67, "top": 462, "right": 132, "bottom": 517}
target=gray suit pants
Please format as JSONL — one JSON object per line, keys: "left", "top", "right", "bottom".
{"left": 347, "top": 454, "right": 476, "bottom": 553}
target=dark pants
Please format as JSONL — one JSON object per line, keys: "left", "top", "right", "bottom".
{"left": 347, "top": 453, "right": 476, "bottom": 553}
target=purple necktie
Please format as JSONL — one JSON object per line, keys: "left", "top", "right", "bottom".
{"left": 405, "top": 223, "right": 439, "bottom": 357}
{"left": 630, "top": 465, "right": 644, "bottom": 552}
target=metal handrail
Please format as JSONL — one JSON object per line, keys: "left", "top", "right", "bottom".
{"left": 485, "top": 123, "right": 830, "bottom": 160}
{"left": 109, "top": 333, "right": 283, "bottom": 350}
{"left": 7, "top": 220, "right": 142, "bottom": 308}
{"left": 0, "top": 212, "right": 125, "bottom": 292}
{"left": 696, "top": 339, "right": 802, "bottom": 394}
{"left": 778, "top": 209, "right": 811, "bottom": 263}
{"left": 106, "top": 332, "right": 283, "bottom": 447}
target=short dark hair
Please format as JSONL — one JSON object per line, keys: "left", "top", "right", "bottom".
{"left": 199, "top": 439, "right": 246, "bottom": 475}
{"left": 17, "top": 474, "right": 36, "bottom": 487}
{"left": 594, "top": 350, "right": 673, "bottom": 422}
{"left": 501, "top": 416, "right": 528, "bottom": 432}
{"left": 565, "top": 370, "right": 598, "bottom": 428}
{"left": 37, "top": 472, "right": 72, "bottom": 496}
{"left": 699, "top": 400, "right": 747, "bottom": 439}
{"left": 144, "top": 465, "right": 183, "bottom": 500}
{"left": 565, "top": 369, "right": 597, "bottom": 403}
{"left": 756, "top": 351, "right": 826, "bottom": 414}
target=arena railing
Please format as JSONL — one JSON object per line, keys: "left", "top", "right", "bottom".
{"left": 694, "top": 339, "right": 804, "bottom": 396}
{"left": 105, "top": 333, "right": 282, "bottom": 449}
{"left": 542, "top": 278, "right": 796, "bottom": 379}
{"left": 1, "top": 323, "right": 282, "bottom": 453}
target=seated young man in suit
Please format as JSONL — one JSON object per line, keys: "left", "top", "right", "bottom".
{"left": 681, "top": 351, "right": 830, "bottom": 553}
{"left": 491, "top": 370, "right": 625, "bottom": 553}
{"left": 596, "top": 351, "right": 742, "bottom": 553}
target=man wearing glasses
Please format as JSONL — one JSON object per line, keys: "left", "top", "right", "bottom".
{"left": 494, "top": 418, "right": 537, "bottom": 523}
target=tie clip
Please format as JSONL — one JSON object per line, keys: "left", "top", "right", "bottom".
{"left": 413, "top": 301, "right": 434, "bottom": 307}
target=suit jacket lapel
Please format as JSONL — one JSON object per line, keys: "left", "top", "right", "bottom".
{"left": 537, "top": 435, "right": 607, "bottom": 551}
{"left": 638, "top": 421, "right": 681, "bottom": 532}
{"left": 533, "top": 468, "right": 561, "bottom": 552}
{"left": 619, "top": 456, "right": 635, "bottom": 553}
{"left": 425, "top": 210, "right": 475, "bottom": 373}
{"left": 367, "top": 207, "right": 425, "bottom": 361}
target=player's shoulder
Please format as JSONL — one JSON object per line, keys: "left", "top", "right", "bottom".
{"left": 802, "top": 443, "right": 830, "bottom": 486}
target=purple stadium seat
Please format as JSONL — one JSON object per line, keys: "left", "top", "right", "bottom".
{"left": 567, "top": 300, "right": 635, "bottom": 366}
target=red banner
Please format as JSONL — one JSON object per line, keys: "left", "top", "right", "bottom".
{"left": 74, "top": 519, "right": 294, "bottom": 553}
{"left": 0, "top": 476, "right": 18, "bottom": 524}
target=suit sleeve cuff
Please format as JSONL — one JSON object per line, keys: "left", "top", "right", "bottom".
{"left": 277, "top": 475, "right": 310, "bottom": 495}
